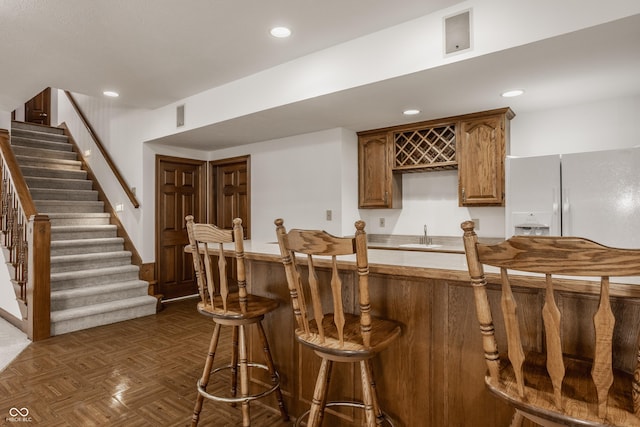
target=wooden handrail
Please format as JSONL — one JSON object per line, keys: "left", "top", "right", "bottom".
{"left": 0, "top": 129, "right": 51, "bottom": 341}
{"left": 63, "top": 90, "right": 140, "bottom": 208}
{"left": 0, "top": 130, "right": 37, "bottom": 217}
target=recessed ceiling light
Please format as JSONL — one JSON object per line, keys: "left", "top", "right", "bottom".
{"left": 403, "top": 109, "right": 421, "bottom": 116}
{"left": 103, "top": 91, "right": 119, "bottom": 98}
{"left": 270, "top": 26, "right": 291, "bottom": 38}
{"left": 501, "top": 89, "right": 524, "bottom": 98}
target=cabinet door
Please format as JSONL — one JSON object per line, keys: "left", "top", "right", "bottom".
{"left": 358, "top": 132, "right": 401, "bottom": 208}
{"left": 458, "top": 114, "right": 507, "bottom": 206}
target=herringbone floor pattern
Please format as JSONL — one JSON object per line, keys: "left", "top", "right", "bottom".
{"left": 0, "top": 298, "right": 292, "bottom": 426}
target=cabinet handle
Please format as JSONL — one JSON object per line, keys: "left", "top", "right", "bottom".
{"left": 384, "top": 191, "right": 388, "bottom": 205}
{"left": 462, "top": 188, "right": 466, "bottom": 202}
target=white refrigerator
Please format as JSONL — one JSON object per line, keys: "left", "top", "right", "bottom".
{"left": 505, "top": 147, "right": 640, "bottom": 249}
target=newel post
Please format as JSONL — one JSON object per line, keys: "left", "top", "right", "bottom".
{"left": 27, "top": 214, "right": 51, "bottom": 341}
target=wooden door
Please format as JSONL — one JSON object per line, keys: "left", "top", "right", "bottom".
{"left": 211, "top": 156, "right": 250, "bottom": 238}
{"left": 25, "top": 88, "right": 51, "bottom": 125}
{"left": 156, "top": 155, "right": 205, "bottom": 300}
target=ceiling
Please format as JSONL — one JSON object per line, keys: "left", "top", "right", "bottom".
{"left": 0, "top": 0, "right": 462, "bottom": 110}
{"left": 1, "top": 1, "right": 639, "bottom": 150}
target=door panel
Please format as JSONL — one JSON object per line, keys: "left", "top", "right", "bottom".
{"left": 156, "top": 156, "right": 205, "bottom": 299}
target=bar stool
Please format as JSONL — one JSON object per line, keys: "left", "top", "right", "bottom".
{"left": 274, "top": 218, "right": 402, "bottom": 427}
{"left": 185, "top": 216, "right": 288, "bottom": 427}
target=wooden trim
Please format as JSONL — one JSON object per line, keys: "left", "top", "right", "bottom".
{"left": 357, "top": 107, "right": 515, "bottom": 136}
{"left": 28, "top": 214, "right": 51, "bottom": 341}
{"left": 62, "top": 91, "right": 140, "bottom": 208}
{"left": 0, "top": 306, "right": 25, "bottom": 332}
{"left": 59, "top": 123, "right": 143, "bottom": 268}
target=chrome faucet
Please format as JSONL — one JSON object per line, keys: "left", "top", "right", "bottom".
{"left": 422, "top": 224, "right": 432, "bottom": 245}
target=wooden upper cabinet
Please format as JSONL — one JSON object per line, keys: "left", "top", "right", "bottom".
{"left": 358, "top": 131, "right": 402, "bottom": 208}
{"left": 457, "top": 108, "right": 515, "bottom": 206}
{"left": 357, "top": 107, "right": 514, "bottom": 209}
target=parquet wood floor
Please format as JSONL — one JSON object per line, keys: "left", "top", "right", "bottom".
{"left": 0, "top": 298, "right": 292, "bottom": 426}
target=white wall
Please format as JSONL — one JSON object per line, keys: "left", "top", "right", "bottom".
{"left": 0, "top": 111, "right": 11, "bottom": 130}
{"left": 511, "top": 95, "right": 640, "bottom": 156}
{"left": 208, "top": 128, "right": 354, "bottom": 242}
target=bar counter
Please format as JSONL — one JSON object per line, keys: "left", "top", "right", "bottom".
{"left": 191, "top": 241, "right": 640, "bottom": 427}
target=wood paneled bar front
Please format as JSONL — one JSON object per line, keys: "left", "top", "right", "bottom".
{"left": 186, "top": 242, "right": 640, "bottom": 427}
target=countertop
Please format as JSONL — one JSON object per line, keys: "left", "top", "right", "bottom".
{"left": 187, "top": 240, "right": 640, "bottom": 292}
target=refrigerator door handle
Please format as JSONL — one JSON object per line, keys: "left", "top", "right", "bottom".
{"left": 552, "top": 188, "right": 559, "bottom": 214}
{"left": 563, "top": 189, "right": 570, "bottom": 214}
{"left": 563, "top": 188, "right": 570, "bottom": 235}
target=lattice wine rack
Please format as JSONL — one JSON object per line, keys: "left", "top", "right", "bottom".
{"left": 393, "top": 124, "right": 457, "bottom": 172}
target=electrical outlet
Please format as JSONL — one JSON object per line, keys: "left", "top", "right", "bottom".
{"left": 326, "top": 210, "right": 332, "bottom": 221}
{"left": 379, "top": 217, "right": 385, "bottom": 227}
{"left": 472, "top": 218, "right": 480, "bottom": 229}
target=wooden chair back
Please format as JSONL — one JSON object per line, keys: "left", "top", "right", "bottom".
{"left": 185, "top": 215, "right": 247, "bottom": 313}
{"left": 461, "top": 220, "right": 640, "bottom": 425}
{"left": 274, "top": 219, "right": 374, "bottom": 349}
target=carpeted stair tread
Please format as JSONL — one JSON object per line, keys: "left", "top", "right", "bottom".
{"left": 12, "top": 121, "right": 66, "bottom": 135}
{"left": 51, "top": 280, "right": 149, "bottom": 310}
{"left": 15, "top": 154, "right": 81, "bottom": 168}
{"left": 35, "top": 200, "right": 105, "bottom": 213}
{"left": 30, "top": 188, "right": 99, "bottom": 202}
{"left": 51, "top": 251, "right": 132, "bottom": 273}
{"left": 51, "top": 295, "right": 156, "bottom": 321}
{"left": 51, "top": 265, "right": 141, "bottom": 291}
{"left": 11, "top": 126, "right": 68, "bottom": 141}
{"left": 50, "top": 295, "right": 157, "bottom": 335}
{"left": 20, "top": 165, "right": 87, "bottom": 180}
{"left": 11, "top": 145, "right": 77, "bottom": 161}
{"left": 51, "top": 224, "right": 117, "bottom": 240}
{"left": 46, "top": 212, "right": 111, "bottom": 226}
{"left": 25, "top": 176, "right": 93, "bottom": 191}
{"left": 51, "top": 237, "right": 124, "bottom": 255}
{"left": 51, "top": 295, "right": 157, "bottom": 322}
{"left": 11, "top": 135, "right": 73, "bottom": 152}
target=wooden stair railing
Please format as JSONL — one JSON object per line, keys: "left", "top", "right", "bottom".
{"left": 63, "top": 90, "right": 140, "bottom": 208}
{"left": 0, "top": 129, "right": 51, "bottom": 341}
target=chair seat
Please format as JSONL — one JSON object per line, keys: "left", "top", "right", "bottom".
{"left": 197, "top": 294, "right": 279, "bottom": 321}
{"left": 487, "top": 351, "right": 640, "bottom": 426}
{"left": 295, "top": 312, "right": 401, "bottom": 358}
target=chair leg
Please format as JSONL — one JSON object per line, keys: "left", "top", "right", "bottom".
{"left": 308, "top": 358, "right": 333, "bottom": 427}
{"left": 238, "top": 325, "right": 251, "bottom": 427}
{"left": 256, "top": 321, "right": 289, "bottom": 421}
{"left": 230, "top": 325, "right": 239, "bottom": 405}
{"left": 192, "top": 322, "right": 222, "bottom": 427}
{"left": 360, "top": 361, "right": 376, "bottom": 427}
{"left": 364, "top": 359, "right": 385, "bottom": 426}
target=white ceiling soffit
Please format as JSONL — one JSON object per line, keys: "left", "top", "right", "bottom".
{"left": 150, "top": 14, "right": 640, "bottom": 150}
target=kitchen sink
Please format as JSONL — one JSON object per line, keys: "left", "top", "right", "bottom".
{"left": 398, "top": 243, "right": 443, "bottom": 249}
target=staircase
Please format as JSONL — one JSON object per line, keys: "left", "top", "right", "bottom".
{"left": 10, "top": 121, "right": 157, "bottom": 335}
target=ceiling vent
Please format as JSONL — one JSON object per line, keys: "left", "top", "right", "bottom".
{"left": 177, "top": 104, "right": 185, "bottom": 127}
{"left": 444, "top": 9, "right": 472, "bottom": 55}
